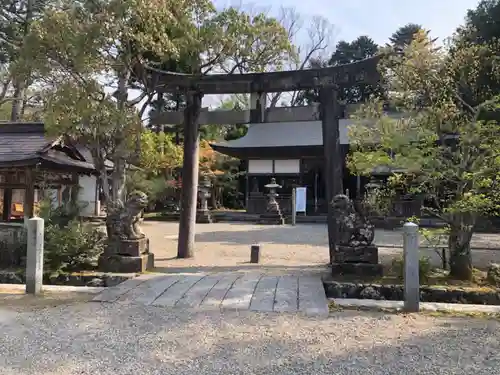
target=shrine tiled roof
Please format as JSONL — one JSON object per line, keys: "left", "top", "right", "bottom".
{"left": 211, "top": 120, "right": 353, "bottom": 150}
{"left": 0, "top": 122, "right": 96, "bottom": 172}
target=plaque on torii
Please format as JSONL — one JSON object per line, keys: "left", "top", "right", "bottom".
{"left": 140, "top": 55, "right": 382, "bottom": 261}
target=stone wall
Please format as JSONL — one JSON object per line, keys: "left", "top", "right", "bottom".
{"left": 0, "top": 223, "right": 26, "bottom": 267}
{"left": 324, "top": 280, "right": 500, "bottom": 305}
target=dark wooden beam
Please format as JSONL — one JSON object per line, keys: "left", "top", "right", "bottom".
{"left": 319, "top": 86, "right": 343, "bottom": 265}
{"left": 24, "top": 168, "right": 35, "bottom": 222}
{"left": 177, "top": 91, "right": 203, "bottom": 259}
{"left": 250, "top": 92, "right": 266, "bottom": 123}
{"left": 2, "top": 188, "right": 11, "bottom": 221}
{"left": 144, "top": 55, "right": 381, "bottom": 95}
{"left": 150, "top": 105, "right": 320, "bottom": 126}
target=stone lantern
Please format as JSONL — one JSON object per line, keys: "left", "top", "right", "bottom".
{"left": 196, "top": 175, "right": 213, "bottom": 223}
{"left": 365, "top": 177, "right": 381, "bottom": 192}
{"left": 258, "top": 177, "right": 285, "bottom": 225}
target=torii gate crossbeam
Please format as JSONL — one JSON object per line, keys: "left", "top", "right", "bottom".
{"left": 142, "top": 55, "right": 382, "bottom": 263}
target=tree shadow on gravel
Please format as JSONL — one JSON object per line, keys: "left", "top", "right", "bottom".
{"left": 194, "top": 224, "right": 329, "bottom": 247}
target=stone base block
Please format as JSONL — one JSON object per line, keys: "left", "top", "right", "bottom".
{"left": 258, "top": 215, "right": 285, "bottom": 225}
{"left": 258, "top": 211, "right": 285, "bottom": 225}
{"left": 196, "top": 210, "right": 214, "bottom": 223}
{"left": 335, "top": 245, "right": 379, "bottom": 264}
{"left": 98, "top": 253, "right": 154, "bottom": 273}
{"left": 113, "top": 237, "right": 149, "bottom": 257}
{"left": 331, "top": 262, "right": 383, "bottom": 277}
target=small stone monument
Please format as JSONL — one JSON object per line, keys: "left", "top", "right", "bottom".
{"left": 98, "top": 191, "right": 154, "bottom": 273}
{"left": 258, "top": 177, "right": 285, "bottom": 225}
{"left": 196, "top": 175, "right": 214, "bottom": 223}
{"left": 330, "top": 194, "right": 382, "bottom": 276}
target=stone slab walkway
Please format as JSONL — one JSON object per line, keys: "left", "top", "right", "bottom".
{"left": 92, "top": 272, "right": 329, "bottom": 317}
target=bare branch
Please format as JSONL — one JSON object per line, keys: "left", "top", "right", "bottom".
{"left": 268, "top": 9, "right": 336, "bottom": 107}
{"left": 138, "top": 92, "right": 155, "bottom": 117}
{"left": 127, "top": 91, "right": 147, "bottom": 107}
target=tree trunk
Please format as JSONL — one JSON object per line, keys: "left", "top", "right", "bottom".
{"left": 10, "top": 0, "right": 34, "bottom": 121}
{"left": 177, "top": 91, "right": 202, "bottom": 258}
{"left": 10, "top": 82, "right": 24, "bottom": 121}
{"left": 111, "top": 156, "right": 126, "bottom": 203}
{"left": 448, "top": 225, "right": 473, "bottom": 280}
{"left": 109, "top": 68, "right": 130, "bottom": 206}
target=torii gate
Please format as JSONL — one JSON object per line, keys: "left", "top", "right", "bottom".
{"left": 141, "top": 56, "right": 381, "bottom": 263}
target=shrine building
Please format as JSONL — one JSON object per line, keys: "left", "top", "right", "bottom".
{"left": 211, "top": 112, "right": 381, "bottom": 215}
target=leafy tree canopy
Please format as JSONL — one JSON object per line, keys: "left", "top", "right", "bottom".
{"left": 298, "top": 35, "right": 382, "bottom": 106}
{"left": 348, "top": 31, "right": 500, "bottom": 280}
{"left": 33, "top": 0, "right": 291, "bottom": 207}
{"left": 457, "top": 0, "right": 500, "bottom": 44}
{"left": 388, "top": 23, "right": 431, "bottom": 52}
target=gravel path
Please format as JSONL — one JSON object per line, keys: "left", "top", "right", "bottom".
{"left": 1, "top": 301, "right": 500, "bottom": 374}
{"left": 143, "top": 222, "right": 500, "bottom": 272}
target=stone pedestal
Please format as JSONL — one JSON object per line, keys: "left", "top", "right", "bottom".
{"left": 258, "top": 211, "right": 285, "bottom": 225}
{"left": 98, "top": 237, "right": 155, "bottom": 273}
{"left": 335, "top": 245, "right": 379, "bottom": 263}
{"left": 196, "top": 209, "right": 214, "bottom": 223}
{"left": 331, "top": 245, "right": 383, "bottom": 277}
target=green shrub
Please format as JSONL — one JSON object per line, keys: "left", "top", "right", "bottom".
{"left": 391, "top": 255, "right": 433, "bottom": 284}
{"left": 36, "top": 197, "right": 106, "bottom": 274}
{"left": 43, "top": 220, "right": 106, "bottom": 273}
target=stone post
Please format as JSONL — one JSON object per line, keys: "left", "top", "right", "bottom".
{"left": 403, "top": 222, "right": 420, "bottom": 312}
{"left": 26, "top": 217, "right": 44, "bottom": 294}
{"left": 250, "top": 244, "right": 260, "bottom": 263}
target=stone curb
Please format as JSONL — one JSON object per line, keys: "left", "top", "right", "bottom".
{"left": 323, "top": 280, "right": 500, "bottom": 305}
{"left": 329, "top": 298, "right": 500, "bottom": 314}
{"left": 0, "top": 270, "right": 136, "bottom": 287}
{"left": 0, "top": 283, "right": 105, "bottom": 293}
{"left": 376, "top": 244, "right": 500, "bottom": 251}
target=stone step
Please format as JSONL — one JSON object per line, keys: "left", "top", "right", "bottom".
{"left": 92, "top": 272, "right": 330, "bottom": 317}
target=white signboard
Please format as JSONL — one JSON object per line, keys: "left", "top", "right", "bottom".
{"left": 295, "top": 187, "right": 307, "bottom": 213}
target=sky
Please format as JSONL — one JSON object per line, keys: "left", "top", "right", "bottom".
{"left": 197, "top": 0, "right": 481, "bottom": 108}
{"left": 136, "top": 0, "right": 483, "bottom": 113}
{"left": 215, "top": 0, "right": 481, "bottom": 45}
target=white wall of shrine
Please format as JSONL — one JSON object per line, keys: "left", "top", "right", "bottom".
{"left": 78, "top": 175, "right": 100, "bottom": 216}
{"left": 248, "top": 159, "right": 301, "bottom": 174}
{"left": 47, "top": 175, "right": 101, "bottom": 217}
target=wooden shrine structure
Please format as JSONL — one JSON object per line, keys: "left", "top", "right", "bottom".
{"left": 0, "top": 122, "right": 96, "bottom": 223}
{"left": 142, "top": 56, "right": 382, "bottom": 261}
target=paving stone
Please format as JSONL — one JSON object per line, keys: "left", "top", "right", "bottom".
{"left": 221, "top": 273, "right": 261, "bottom": 310}
{"left": 151, "top": 275, "right": 204, "bottom": 307}
{"left": 249, "top": 275, "right": 278, "bottom": 312}
{"left": 92, "top": 274, "right": 157, "bottom": 303}
{"left": 298, "top": 276, "right": 329, "bottom": 317}
{"left": 92, "top": 271, "right": 329, "bottom": 318}
{"left": 117, "top": 275, "right": 183, "bottom": 305}
{"left": 274, "top": 275, "right": 298, "bottom": 313}
{"left": 200, "top": 274, "right": 241, "bottom": 309}
{"left": 175, "top": 274, "right": 222, "bottom": 308}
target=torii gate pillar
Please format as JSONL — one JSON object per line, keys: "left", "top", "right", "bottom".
{"left": 319, "top": 85, "right": 343, "bottom": 264}
{"left": 177, "top": 91, "right": 203, "bottom": 259}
